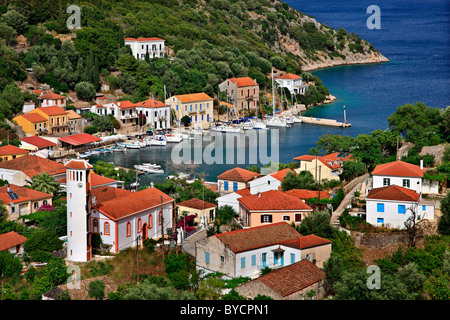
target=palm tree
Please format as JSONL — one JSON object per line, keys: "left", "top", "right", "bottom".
{"left": 26, "top": 172, "right": 61, "bottom": 196}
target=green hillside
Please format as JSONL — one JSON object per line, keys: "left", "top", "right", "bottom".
{"left": 0, "top": 0, "right": 387, "bottom": 114}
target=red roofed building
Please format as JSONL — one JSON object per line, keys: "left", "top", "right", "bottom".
{"left": 177, "top": 198, "right": 217, "bottom": 225}
{"left": 37, "top": 91, "right": 67, "bottom": 109}
{"left": 0, "top": 231, "right": 28, "bottom": 254}
{"left": 0, "top": 145, "right": 29, "bottom": 161}
{"left": 371, "top": 160, "right": 426, "bottom": 194}
{"left": 28, "top": 106, "right": 69, "bottom": 135}
{"left": 294, "top": 152, "right": 353, "bottom": 182}
{"left": 365, "top": 184, "right": 434, "bottom": 229}
{"left": 0, "top": 184, "right": 53, "bottom": 222}
{"left": 166, "top": 93, "right": 214, "bottom": 129}
{"left": 65, "top": 159, "right": 174, "bottom": 262}
{"left": 90, "top": 101, "right": 140, "bottom": 127}
{"left": 219, "top": 77, "right": 259, "bottom": 113}
{"left": 195, "top": 222, "right": 331, "bottom": 279}
{"left": 275, "top": 72, "right": 307, "bottom": 95}
{"left": 237, "top": 189, "right": 313, "bottom": 228}
{"left": 217, "top": 167, "right": 261, "bottom": 194}
{"left": 58, "top": 133, "right": 101, "bottom": 150}
{"left": 20, "top": 136, "right": 56, "bottom": 151}
{"left": 135, "top": 98, "right": 171, "bottom": 129}
{"left": 0, "top": 155, "right": 66, "bottom": 186}
{"left": 235, "top": 260, "right": 327, "bottom": 300}
{"left": 124, "top": 37, "right": 165, "bottom": 59}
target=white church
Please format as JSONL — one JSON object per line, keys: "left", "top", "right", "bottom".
{"left": 65, "top": 159, "right": 174, "bottom": 262}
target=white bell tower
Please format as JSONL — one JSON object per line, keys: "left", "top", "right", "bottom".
{"left": 65, "top": 159, "right": 93, "bottom": 262}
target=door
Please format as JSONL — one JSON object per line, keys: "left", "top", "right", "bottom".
{"left": 142, "top": 223, "right": 148, "bottom": 240}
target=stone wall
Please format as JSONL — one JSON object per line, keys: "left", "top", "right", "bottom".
{"left": 350, "top": 229, "right": 424, "bottom": 249}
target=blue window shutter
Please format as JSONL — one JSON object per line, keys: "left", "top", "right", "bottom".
{"left": 241, "top": 257, "right": 245, "bottom": 269}
{"left": 233, "top": 182, "right": 238, "bottom": 191}
{"left": 422, "top": 205, "right": 426, "bottom": 211}
{"left": 224, "top": 181, "right": 228, "bottom": 191}
{"left": 274, "top": 252, "right": 278, "bottom": 265}
{"left": 398, "top": 205, "right": 406, "bottom": 214}
{"left": 290, "top": 253, "right": 295, "bottom": 264}
{"left": 377, "top": 218, "right": 384, "bottom": 224}
{"left": 262, "top": 253, "right": 267, "bottom": 267}
{"left": 207, "top": 114, "right": 209, "bottom": 122}
{"left": 251, "top": 255, "right": 256, "bottom": 266}
{"left": 377, "top": 203, "right": 384, "bottom": 212}
{"left": 205, "top": 252, "right": 210, "bottom": 263}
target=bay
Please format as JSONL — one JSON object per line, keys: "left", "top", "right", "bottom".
{"left": 90, "top": 0, "right": 449, "bottom": 186}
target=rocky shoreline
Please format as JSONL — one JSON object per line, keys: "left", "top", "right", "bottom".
{"left": 301, "top": 52, "right": 390, "bottom": 72}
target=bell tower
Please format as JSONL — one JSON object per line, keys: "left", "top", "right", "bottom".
{"left": 65, "top": 159, "right": 93, "bottom": 262}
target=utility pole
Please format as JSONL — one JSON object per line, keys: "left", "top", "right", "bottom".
{"left": 136, "top": 235, "right": 141, "bottom": 284}
{"left": 160, "top": 195, "right": 165, "bottom": 260}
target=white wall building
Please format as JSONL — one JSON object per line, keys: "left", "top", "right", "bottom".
{"left": 125, "top": 37, "right": 165, "bottom": 60}
{"left": 275, "top": 73, "right": 307, "bottom": 95}
{"left": 65, "top": 159, "right": 174, "bottom": 262}
{"left": 134, "top": 98, "right": 171, "bottom": 129}
{"left": 365, "top": 184, "right": 434, "bottom": 229}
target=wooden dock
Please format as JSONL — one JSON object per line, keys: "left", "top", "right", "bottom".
{"left": 298, "top": 116, "right": 351, "bottom": 127}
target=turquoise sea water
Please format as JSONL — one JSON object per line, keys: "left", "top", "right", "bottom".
{"left": 90, "top": 0, "right": 449, "bottom": 185}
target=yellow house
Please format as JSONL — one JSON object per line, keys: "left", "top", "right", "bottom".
{"left": 13, "top": 113, "right": 48, "bottom": 136}
{"left": 177, "top": 198, "right": 217, "bottom": 225}
{"left": 293, "top": 152, "right": 353, "bottom": 182}
{"left": 0, "top": 145, "right": 30, "bottom": 162}
{"left": 29, "top": 106, "right": 69, "bottom": 135}
{"left": 166, "top": 92, "right": 214, "bottom": 129}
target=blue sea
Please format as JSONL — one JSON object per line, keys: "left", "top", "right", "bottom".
{"left": 90, "top": 0, "right": 449, "bottom": 185}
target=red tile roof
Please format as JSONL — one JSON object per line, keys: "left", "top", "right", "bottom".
{"left": 94, "top": 188, "right": 173, "bottom": 221}
{"left": 238, "top": 190, "right": 313, "bottom": 211}
{"left": 173, "top": 93, "right": 213, "bottom": 104}
{"left": 281, "top": 234, "right": 332, "bottom": 250}
{"left": 0, "top": 155, "right": 65, "bottom": 178}
{"left": 0, "top": 145, "right": 29, "bottom": 156}
{"left": 366, "top": 185, "right": 420, "bottom": 202}
{"left": 371, "top": 161, "right": 425, "bottom": 177}
{"left": 115, "top": 100, "right": 137, "bottom": 109}
{"left": 58, "top": 134, "right": 101, "bottom": 146}
{"left": 91, "top": 186, "right": 131, "bottom": 204}
{"left": 177, "top": 198, "right": 217, "bottom": 210}
{"left": 235, "top": 187, "right": 251, "bottom": 197}
{"left": 0, "top": 231, "right": 28, "bottom": 252}
{"left": 19, "top": 113, "right": 47, "bottom": 123}
{"left": 37, "top": 92, "right": 66, "bottom": 100}
{"left": 135, "top": 99, "right": 167, "bottom": 109}
{"left": 215, "top": 222, "right": 302, "bottom": 253}
{"left": 294, "top": 152, "right": 352, "bottom": 170}
{"left": 255, "top": 260, "right": 325, "bottom": 297}
{"left": 217, "top": 167, "right": 261, "bottom": 183}
{"left": 125, "top": 37, "right": 164, "bottom": 42}
{"left": 0, "top": 184, "right": 52, "bottom": 204}
{"left": 284, "top": 189, "right": 329, "bottom": 200}
{"left": 57, "top": 172, "right": 118, "bottom": 188}
{"left": 293, "top": 155, "right": 318, "bottom": 161}
{"left": 35, "top": 106, "right": 67, "bottom": 116}
{"left": 20, "top": 136, "right": 56, "bottom": 149}
{"left": 270, "top": 168, "right": 294, "bottom": 182}
{"left": 276, "top": 73, "right": 302, "bottom": 80}
{"left": 228, "top": 77, "right": 257, "bottom": 87}
{"left": 64, "top": 159, "right": 93, "bottom": 170}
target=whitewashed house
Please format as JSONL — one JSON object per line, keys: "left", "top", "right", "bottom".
{"left": 195, "top": 222, "right": 331, "bottom": 279}
{"left": 90, "top": 101, "right": 139, "bottom": 127}
{"left": 134, "top": 98, "right": 171, "bottom": 129}
{"left": 275, "top": 73, "right": 307, "bottom": 95}
{"left": 65, "top": 159, "right": 174, "bottom": 262}
{"left": 125, "top": 37, "right": 165, "bottom": 60}
{"left": 0, "top": 231, "right": 27, "bottom": 255}
{"left": 365, "top": 184, "right": 435, "bottom": 229}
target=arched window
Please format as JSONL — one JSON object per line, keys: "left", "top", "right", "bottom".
{"left": 148, "top": 214, "right": 153, "bottom": 229}
{"left": 104, "top": 222, "right": 110, "bottom": 235}
{"left": 137, "top": 218, "right": 142, "bottom": 233}
{"left": 159, "top": 210, "right": 162, "bottom": 226}
{"left": 93, "top": 219, "right": 98, "bottom": 233}
{"left": 126, "top": 222, "right": 131, "bottom": 237}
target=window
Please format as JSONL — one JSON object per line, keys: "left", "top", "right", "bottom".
{"left": 274, "top": 252, "right": 278, "bottom": 265}
{"left": 383, "top": 178, "right": 390, "bottom": 186}
{"left": 34, "top": 202, "right": 39, "bottom": 209}
{"left": 224, "top": 181, "right": 229, "bottom": 191}
{"left": 262, "top": 253, "right": 267, "bottom": 267}
{"left": 233, "top": 182, "right": 238, "bottom": 191}
{"left": 398, "top": 205, "right": 406, "bottom": 214}
{"left": 295, "top": 214, "right": 302, "bottom": 222}
{"left": 93, "top": 219, "right": 98, "bottom": 233}
{"left": 251, "top": 255, "right": 256, "bottom": 266}
{"left": 402, "top": 179, "right": 410, "bottom": 188}
{"left": 137, "top": 218, "right": 142, "bottom": 232}
{"left": 241, "top": 257, "right": 245, "bottom": 269}
{"left": 377, "top": 218, "right": 384, "bottom": 224}
{"left": 261, "top": 214, "right": 272, "bottom": 223}
{"left": 220, "top": 255, "right": 225, "bottom": 266}
{"left": 306, "top": 253, "right": 311, "bottom": 261}
{"left": 126, "top": 222, "right": 131, "bottom": 237}
{"left": 283, "top": 216, "right": 290, "bottom": 221}
{"left": 422, "top": 205, "right": 426, "bottom": 211}
{"left": 377, "top": 203, "right": 385, "bottom": 212}
{"left": 290, "top": 253, "right": 295, "bottom": 264}
{"left": 104, "top": 222, "right": 110, "bottom": 235}
{"left": 159, "top": 210, "right": 162, "bottom": 226}
{"left": 149, "top": 214, "right": 153, "bottom": 229}
{"left": 205, "top": 252, "right": 210, "bottom": 264}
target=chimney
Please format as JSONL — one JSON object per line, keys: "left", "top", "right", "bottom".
{"left": 258, "top": 192, "right": 261, "bottom": 198}
{"left": 420, "top": 159, "right": 423, "bottom": 170}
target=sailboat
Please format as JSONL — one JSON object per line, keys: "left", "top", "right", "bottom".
{"left": 266, "top": 68, "right": 288, "bottom": 127}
